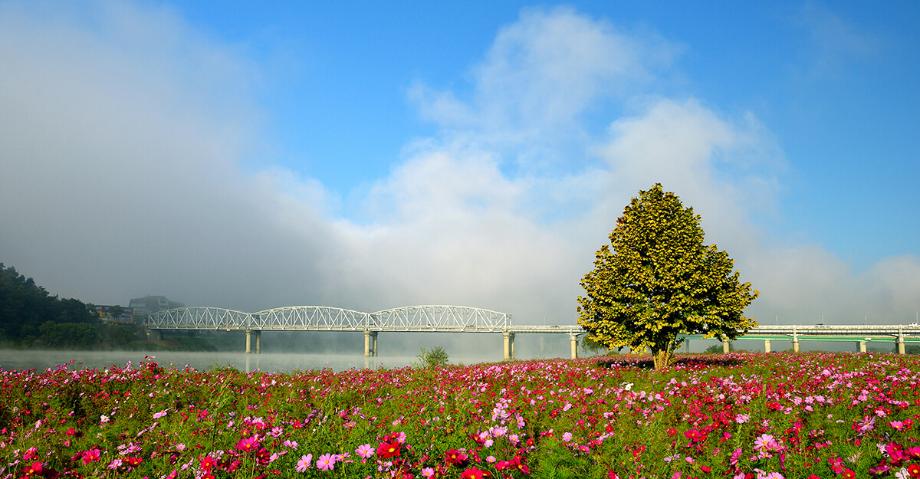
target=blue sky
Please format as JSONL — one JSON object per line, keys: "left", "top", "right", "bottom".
{"left": 1, "top": 0, "right": 918, "bottom": 323}
{"left": 170, "top": 0, "right": 920, "bottom": 269}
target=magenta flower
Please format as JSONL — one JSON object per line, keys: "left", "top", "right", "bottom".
{"left": 235, "top": 436, "right": 260, "bottom": 453}
{"left": 80, "top": 448, "right": 101, "bottom": 464}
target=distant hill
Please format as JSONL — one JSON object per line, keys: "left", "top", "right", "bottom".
{"left": 0, "top": 263, "right": 208, "bottom": 350}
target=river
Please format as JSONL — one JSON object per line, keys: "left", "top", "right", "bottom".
{"left": 0, "top": 349, "right": 509, "bottom": 373}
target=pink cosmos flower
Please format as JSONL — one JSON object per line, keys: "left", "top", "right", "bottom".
{"left": 24, "top": 447, "right": 38, "bottom": 461}
{"left": 421, "top": 467, "right": 435, "bottom": 478}
{"left": 296, "top": 454, "right": 312, "bottom": 472}
{"left": 153, "top": 409, "right": 168, "bottom": 419}
{"left": 562, "top": 432, "right": 573, "bottom": 443}
{"left": 356, "top": 444, "right": 374, "bottom": 460}
{"left": 754, "top": 434, "right": 781, "bottom": 453}
{"left": 316, "top": 453, "right": 336, "bottom": 471}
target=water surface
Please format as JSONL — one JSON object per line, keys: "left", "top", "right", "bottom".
{"left": 0, "top": 349, "right": 498, "bottom": 373}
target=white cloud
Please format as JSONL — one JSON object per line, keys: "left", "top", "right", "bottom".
{"left": 1, "top": 1, "right": 917, "bottom": 336}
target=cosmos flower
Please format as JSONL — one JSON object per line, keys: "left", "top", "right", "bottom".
{"left": 296, "top": 454, "right": 312, "bottom": 472}
{"left": 316, "top": 453, "right": 336, "bottom": 471}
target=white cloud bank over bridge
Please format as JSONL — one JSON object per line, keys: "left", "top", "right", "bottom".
{"left": 1, "top": 2, "right": 918, "bottom": 327}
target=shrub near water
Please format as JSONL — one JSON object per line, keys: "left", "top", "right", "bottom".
{"left": 1, "top": 353, "right": 919, "bottom": 479}
{"left": 418, "top": 346, "right": 449, "bottom": 368}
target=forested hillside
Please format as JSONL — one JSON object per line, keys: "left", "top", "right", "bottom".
{"left": 0, "top": 263, "right": 188, "bottom": 349}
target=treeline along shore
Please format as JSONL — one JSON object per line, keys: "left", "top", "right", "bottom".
{"left": 0, "top": 263, "right": 212, "bottom": 351}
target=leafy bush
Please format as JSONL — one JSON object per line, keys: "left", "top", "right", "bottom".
{"left": 417, "top": 345, "right": 449, "bottom": 368}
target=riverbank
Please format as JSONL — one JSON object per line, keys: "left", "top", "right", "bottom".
{"left": 2, "top": 353, "right": 918, "bottom": 478}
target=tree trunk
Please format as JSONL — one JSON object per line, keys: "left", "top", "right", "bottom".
{"left": 652, "top": 348, "right": 674, "bottom": 370}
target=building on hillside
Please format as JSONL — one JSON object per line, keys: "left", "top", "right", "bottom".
{"left": 91, "top": 305, "right": 135, "bottom": 323}
{"left": 129, "top": 296, "right": 184, "bottom": 322}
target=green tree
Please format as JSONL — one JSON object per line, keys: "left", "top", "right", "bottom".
{"left": 577, "top": 184, "right": 758, "bottom": 369}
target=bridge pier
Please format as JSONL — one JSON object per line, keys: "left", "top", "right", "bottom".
{"left": 792, "top": 328, "right": 800, "bottom": 352}
{"left": 858, "top": 340, "right": 867, "bottom": 353}
{"left": 245, "top": 330, "right": 262, "bottom": 354}
{"left": 502, "top": 332, "right": 515, "bottom": 360}
{"left": 897, "top": 328, "right": 905, "bottom": 355}
{"left": 364, "top": 330, "right": 378, "bottom": 357}
{"left": 764, "top": 339, "right": 772, "bottom": 353}
{"left": 569, "top": 334, "right": 579, "bottom": 359}
{"left": 722, "top": 337, "right": 730, "bottom": 354}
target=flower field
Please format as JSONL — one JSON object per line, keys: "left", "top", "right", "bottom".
{"left": 2, "top": 353, "right": 919, "bottom": 479}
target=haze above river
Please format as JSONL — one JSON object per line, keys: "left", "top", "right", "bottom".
{"left": 0, "top": 349, "right": 511, "bottom": 372}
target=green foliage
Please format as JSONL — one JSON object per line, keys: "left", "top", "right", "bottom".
{"left": 704, "top": 344, "right": 725, "bottom": 354}
{"left": 0, "top": 262, "right": 208, "bottom": 350}
{"left": 580, "top": 335, "right": 610, "bottom": 355}
{"left": 0, "top": 263, "right": 96, "bottom": 342}
{"left": 577, "top": 184, "right": 758, "bottom": 369}
{"left": 417, "top": 346, "right": 449, "bottom": 368}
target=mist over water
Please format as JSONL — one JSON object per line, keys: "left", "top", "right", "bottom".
{"left": 0, "top": 350, "right": 424, "bottom": 373}
{"left": 0, "top": 335, "right": 586, "bottom": 372}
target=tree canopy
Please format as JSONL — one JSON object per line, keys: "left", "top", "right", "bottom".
{"left": 577, "top": 184, "right": 758, "bottom": 369}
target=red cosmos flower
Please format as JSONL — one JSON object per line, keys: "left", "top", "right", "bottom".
{"left": 806, "top": 475, "right": 821, "bottom": 479}
{"left": 124, "top": 456, "right": 143, "bottom": 467}
{"left": 377, "top": 440, "right": 401, "bottom": 459}
{"left": 907, "top": 463, "right": 920, "bottom": 478}
{"left": 24, "top": 461, "right": 43, "bottom": 476}
{"left": 607, "top": 471, "right": 620, "bottom": 479}
{"left": 80, "top": 448, "right": 101, "bottom": 464}
{"left": 445, "top": 449, "right": 468, "bottom": 466}
{"left": 684, "top": 429, "right": 707, "bottom": 443}
{"left": 841, "top": 469, "right": 855, "bottom": 479}
{"left": 200, "top": 455, "right": 218, "bottom": 471}
{"left": 827, "top": 457, "right": 845, "bottom": 474}
{"left": 460, "top": 467, "right": 490, "bottom": 479}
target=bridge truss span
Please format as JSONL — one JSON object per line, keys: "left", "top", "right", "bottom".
{"left": 370, "top": 305, "right": 510, "bottom": 331}
{"left": 252, "top": 306, "right": 371, "bottom": 331}
{"left": 147, "top": 307, "right": 251, "bottom": 330}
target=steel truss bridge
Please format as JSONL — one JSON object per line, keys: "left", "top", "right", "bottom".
{"left": 147, "top": 306, "right": 920, "bottom": 359}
